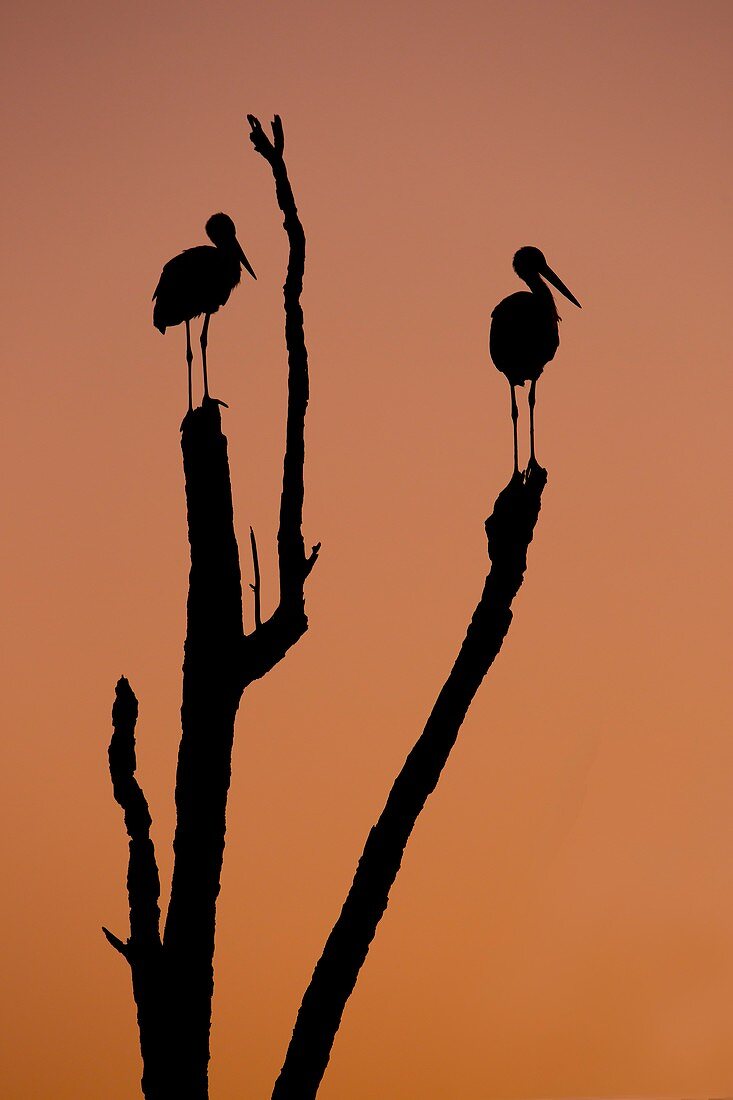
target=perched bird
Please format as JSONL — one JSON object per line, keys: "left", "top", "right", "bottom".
{"left": 490, "top": 246, "right": 581, "bottom": 472}
{"left": 153, "top": 213, "right": 256, "bottom": 410}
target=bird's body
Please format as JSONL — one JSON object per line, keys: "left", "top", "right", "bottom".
{"left": 152, "top": 213, "right": 256, "bottom": 411}
{"left": 153, "top": 245, "right": 243, "bottom": 333}
{"left": 489, "top": 246, "right": 580, "bottom": 471}
{"left": 489, "top": 285, "right": 559, "bottom": 387}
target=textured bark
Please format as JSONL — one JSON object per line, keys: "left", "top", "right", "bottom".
{"left": 272, "top": 463, "right": 548, "bottom": 1100}
{"left": 105, "top": 115, "right": 316, "bottom": 1099}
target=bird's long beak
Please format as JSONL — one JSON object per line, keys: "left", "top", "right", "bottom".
{"left": 237, "top": 240, "right": 257, "bottom": 280}
{"left": 542, "top": 264, "right": 581, "bottom": 308}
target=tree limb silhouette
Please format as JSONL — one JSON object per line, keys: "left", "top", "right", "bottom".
{"left": 105, "top": 114, "right": 317, "bottom": 1100}
{"left": 104, "top": 677, "right": 167, "bottom": 1097}
{"left": 271, "top": 464, "right": 548, "bottom": 1100}
{"left": 243, "top": 113, "right": 321, "bottom": 682}
{"left": 104, "top": 677, "right": 161, "bottom": 961}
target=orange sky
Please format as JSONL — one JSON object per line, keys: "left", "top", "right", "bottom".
{"left": 2, "top": 1, "right": 732, "bottom": 1097}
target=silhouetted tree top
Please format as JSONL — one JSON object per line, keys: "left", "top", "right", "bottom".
{"left": 105, "top": 114, "right": 318, "bottom": 1100}
{"left": 272, "top": 463, "right": 548, "bottom": 1100}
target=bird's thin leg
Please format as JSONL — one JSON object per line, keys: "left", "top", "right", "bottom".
{"left": 528, "top": 379, "right": 537, "bottom": 466}
{"left": 185, "top": 319, "right": 193, "bottom": 413}
{"left": 510, "top": 384, "right": 519, "bottom": 475}
{"left": 201, "top": 313, "right": 211, "bottom": 401}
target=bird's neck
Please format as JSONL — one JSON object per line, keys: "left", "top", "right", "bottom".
{"left": 216, "top": 242, "right": 243, "bottom": 277}
{"left": 525, "top": 274, "right": 559, "bottom": 320}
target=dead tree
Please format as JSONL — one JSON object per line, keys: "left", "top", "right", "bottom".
{"left": 272, "top": 463, "right": 548, "bottom": 1099}
{"left": 104, "top": 115, "right": 318, "bottom": 1100}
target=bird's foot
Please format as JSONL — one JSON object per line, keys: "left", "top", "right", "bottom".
{"left": 180, "top": 397, "right": 229, "bottom": 429}
{"left": 524, "top": 455, "right": 547, "bottom": 480}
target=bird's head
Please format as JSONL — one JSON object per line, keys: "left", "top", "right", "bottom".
{"left": 206, "top": 213, "right": 257, "bottom": 279}
{"left": 512, "top": 246, "right": 547, "bottom": 279}
{"left": 206, "top": 212, "right": 238, "bottom": 246}
{"left": 513, "top": 246, "right": 581, "bottom": 308}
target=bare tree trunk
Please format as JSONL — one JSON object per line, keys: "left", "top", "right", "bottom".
{"left": 105, "top": 115, "right": 317, "bottom": 1100}
{"left": 163, "top": 401, "right": 248, "bottom": 1097}
{"left": 271, "top": 464, "right": 548, "bottom": 1100}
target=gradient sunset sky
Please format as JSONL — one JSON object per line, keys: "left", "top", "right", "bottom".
{"left": 2, "top": 1, "right": 732, "bottom": 1097}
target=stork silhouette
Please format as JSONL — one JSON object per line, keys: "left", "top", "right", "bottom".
{"left": 490, "top": 246, "right": 581, "bottom": 472}
{"left": 153, "top": 213, "right": 256, "bottom": 411}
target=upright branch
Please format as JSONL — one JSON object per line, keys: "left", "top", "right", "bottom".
{"left": 249, "top": 527, "right": 262, "bottom": 630}
{"left": 103, "top": 678, "right": 166, "bottom": 1100}
{"left": 272, "top": 464, "right": 548, "bottom": 1100}
{"left": 105, "top": 114, "right": 317, "bottom": 1100}
{"left": 104, "top": 677, "right": 161, "bottom": 959}
{"left": 243, "top": 113, "right": 320, "bottom": 681}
